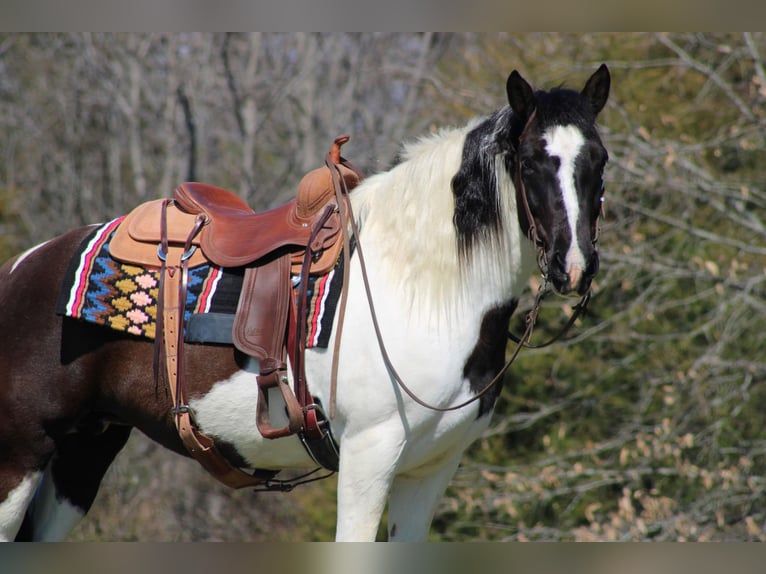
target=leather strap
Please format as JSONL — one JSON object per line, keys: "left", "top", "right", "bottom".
{"left": 291, "top": 203, "right": 339, "bottom": 439}
{"left": 243, "top": 255, "right": 306, "bottom": 439}
{"left": 157, "top": 200, "right": 277, "bottom": 489}
{"left": 238, "top": 195, "right": 341, "bottom": 444}
{"left": 324, "top": 136, "right": 365, "bottom": 419}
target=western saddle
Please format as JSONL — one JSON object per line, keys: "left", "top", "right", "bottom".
{"left": 109, "top": 135, "right": 363, "bottom": 489}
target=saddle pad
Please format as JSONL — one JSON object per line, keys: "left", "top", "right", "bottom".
{"left": 56, "top": 220, "right": 242, "bottom": 340}
{"left": 189, "top": 256, "right": 347, "bottom": 349}
{"left": 301, "top": 250, "right": 345, "bottom": 349}
{"left": 55, "top": 220, "right": 344, "bottom": 349}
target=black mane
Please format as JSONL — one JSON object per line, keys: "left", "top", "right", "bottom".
{"left": 451, "top": 108, "right": 522, "bottom": 259}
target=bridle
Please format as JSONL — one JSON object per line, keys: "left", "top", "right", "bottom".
{"left": 506, "top": 186, "right": 593, "bottom": 351}
{"left": 509, "top": 109, "right": 599, "bottom": 350}
{"left": 325, "top": 115, "right": 601, "bottom": 414}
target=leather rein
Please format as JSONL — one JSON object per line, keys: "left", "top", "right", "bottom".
{"left": 325, "top": 130, "right": 599, "bottom": 415}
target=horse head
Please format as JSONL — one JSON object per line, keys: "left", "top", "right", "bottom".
{"left": 506, "top": 64, "right": 610, "bottom": 296}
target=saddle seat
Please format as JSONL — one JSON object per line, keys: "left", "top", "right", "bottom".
{"left": 173, "top": 182, "right": 343, "bottom": 272}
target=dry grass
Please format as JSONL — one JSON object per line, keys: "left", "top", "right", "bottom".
{"left": 68, "top": 432, "right": 313, "bottom": 542}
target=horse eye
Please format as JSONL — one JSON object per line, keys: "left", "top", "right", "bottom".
{"left": 521, "top": 160, "right": 535, "bottom": 176}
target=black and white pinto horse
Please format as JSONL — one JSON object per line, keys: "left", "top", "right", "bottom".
{"left": 0, "top": 65, "right": 610, "bottom": 541}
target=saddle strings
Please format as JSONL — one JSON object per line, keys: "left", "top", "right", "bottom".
{"left": 155, "top": 199, "right": 206, "bottom": 416}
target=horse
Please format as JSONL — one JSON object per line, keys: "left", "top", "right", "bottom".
{"left": 0, "top": 64, "right": 610, "bottom": 541}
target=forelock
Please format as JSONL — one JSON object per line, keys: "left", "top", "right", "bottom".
{"left": 534, "top": 89, "right": 593, "bottom": 132}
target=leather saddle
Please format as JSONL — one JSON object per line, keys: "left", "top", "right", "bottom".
{"left": 110, "top": 172, "right": 357, "bottom": 276}
{"left": 107, "top": 135, "right": 363, "bottom": 489}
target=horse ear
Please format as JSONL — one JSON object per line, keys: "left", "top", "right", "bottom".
{"left": 581, "top": 63, "right": 610, "bottom": 117}
{"left": 506, "top": 70, "right": 536, "bottom": 122}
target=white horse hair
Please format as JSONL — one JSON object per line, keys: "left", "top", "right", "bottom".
{"left": 349, "top": 120, "right": 531, "bottom": 321}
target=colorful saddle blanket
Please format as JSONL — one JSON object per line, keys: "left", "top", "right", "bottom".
{"left": 56, "top": 219, "right": 343, "bottom": 349}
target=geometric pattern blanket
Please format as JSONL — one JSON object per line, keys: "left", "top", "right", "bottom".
{"left": 55, "top": 218, "right": 343, "bottom": 349}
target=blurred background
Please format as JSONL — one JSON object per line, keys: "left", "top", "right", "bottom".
{"left": 0, "top": 32, "right": 764, "bottom": 541}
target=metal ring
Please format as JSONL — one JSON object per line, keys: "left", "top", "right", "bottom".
{"left": 180, "top": 244, "right": 197, "bottom": 262}
{"left": 304, "top": 402, "right": 328, "bottom": 419}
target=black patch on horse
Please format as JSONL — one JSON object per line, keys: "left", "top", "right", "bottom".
{"left": 451, "top": 107, "right": 525, "bottom": 259}
{"left": 452, "top": 113, "right": 502, "bottom": 256}
{"left": 463, "top": 299, "right": 519, "bottom": 418}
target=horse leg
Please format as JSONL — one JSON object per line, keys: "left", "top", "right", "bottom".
{"left": 15, "top": 423, "right": 133, "bottom": 541}
{"left": 334, "top": 427, "right": 403, "bottom": 541}
{"left": 386, "top": 452, "right": 465, "bottom": 541}
{"left": 0, "top": 470, "right": 43, "bottom": 541}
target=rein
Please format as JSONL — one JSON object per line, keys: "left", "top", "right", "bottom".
{"left": 507, "top": 288, "right": 590, "bottom": 348}
{"left": 325, "top": 141, "right": 593, "bottom": 415}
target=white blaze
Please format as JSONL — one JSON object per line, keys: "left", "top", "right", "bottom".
{"left": 543, "top": 125, "right": 586, "bottom": 276}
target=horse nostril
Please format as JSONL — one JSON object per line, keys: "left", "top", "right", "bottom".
{"left": 567, "top": 252, "right": 600, "bottom": 295}
{"left": 546, "top": 252, "right": 565, "bottom": 280}
{"left": 546, "top": 252, "right": 572, "bottom": 294}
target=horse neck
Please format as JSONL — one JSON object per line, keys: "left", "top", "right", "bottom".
{"left": 350, "top": 126, "right": 535, "bottom": 326}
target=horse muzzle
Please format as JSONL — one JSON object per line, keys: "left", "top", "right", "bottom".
{"left": 547, "top": 250, "right": 599, "bottom": 297}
